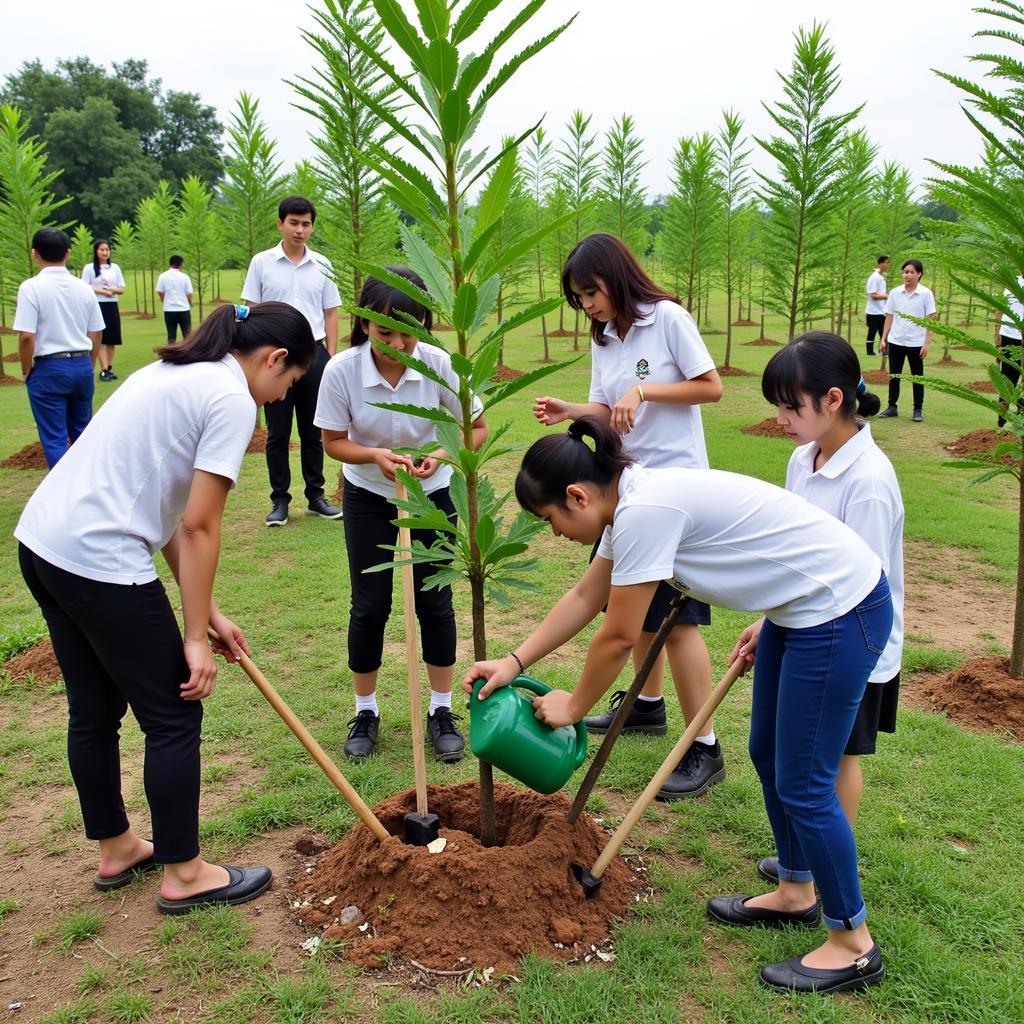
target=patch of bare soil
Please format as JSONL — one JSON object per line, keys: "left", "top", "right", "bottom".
{"left": 740, "top": 418, "right": 787, "bottom": 438}
{"left": 937, "top": 355, "right": 968, "bottom": 367}
{"left": 4, "top": 350, "right": 19, "bottom": 360}
{"left": 943, "top": 429, "right": 1016, "bottom": 465}
{"left": 732, "top": 319, "right": 757, "bottom": 327}
{"left": 716, "top": 365, "right": 753, "bottom": 377}
{"left": 0, "top": 373, "right": 24, "bottom": 386}
{"left": 2, "top": 638, "right": 62, "bottom": 684}
{"left": 862, "top": 369, "right": 890, "bottom": 385}
{"left": 294, "top": 782, "right": 638, "bottom": 976}
{"left": 966, "top": 379, "right": 997, "bottom": 393}
{"left": 432, "top": 322, "right": 454, "bottom": 331}
{"left": 495, "top": 364, "right": 524, "bottom": 381}
{"left": 742, "top": 337, "right": 780, "bottom": 347}
{"left": 1, "top": 441, "right": 48, "bottom": 469}
{"left": 920, "top": 656, "right": 1024, "bottom": 741}
{"left": 548, "top": 329, "right": 577, "bottom": 338}
{"left": 245, "top": 428, "right": 298, "bottom": 454}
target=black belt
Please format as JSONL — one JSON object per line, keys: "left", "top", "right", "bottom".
{"left": 34, "top": 351, "right": 90, "bottom": 362}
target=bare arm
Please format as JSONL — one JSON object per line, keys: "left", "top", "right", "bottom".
{"left": 322, "top": 428, "right": 414, "bottom": 482}
{"left": 18, "top": 332, "right": 34, "bottom": 377}
{"left": 88, "top": 330, "right": 101, "bottom": 367}
{"left": 610, "top": 368, "right": 723, "bottom": 435}
{"left": 324, "top": 307, "right": 339, "bottom": 357}
{"left": 879, "top": 313, "right": 894, "bottom": 352}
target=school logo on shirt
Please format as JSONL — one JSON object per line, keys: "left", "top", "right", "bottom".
{"left": 635, "top": 358, "right": 651, "bottom": 379}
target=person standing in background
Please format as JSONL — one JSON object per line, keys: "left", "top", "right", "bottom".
{"left": 157, "top": 256, "right": 194, "bottom": 343}
{"left": 81, "top": 238, "right": 125, "bottom": 382}
{"left": 864, "top": 256, "right": 889, "bottom": 357}
{"left": 15, "top": 228, "right": 103, "bottom": 468}
{"left": 242, "top": 195, "right": 344, "bottom": 526}
{"left": 879, "top": 259, "right": 937, "bottom": 423}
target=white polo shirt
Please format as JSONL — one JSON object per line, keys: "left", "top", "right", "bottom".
{"left": 1000, "top": 277, "right": 1024, "bottom": 342}
{"left": 786, "top": 424, "right": 904, "bottom": 681}
{"left": 13, "top": 267, "right": 104, "bottom": 357}
{"left": 596, "top": 465, "right": 882, "bottom": 629}
{"left": 885, "top": 284, "right": 936, "bottom": 347}
{"left": 156, "top": 269, "right": 194, "bottom": 312}
{"left": 589, "top": 300, "right": 715, "bottom": 470}
{"left": 314, "top": 341, "right": 483, "bottom": 498}
{"left": 865, "top": 270, "right": 887, "bottom": 316}
{"left": 81, "top": 262, "right": 125, "bottom": 303}
{"left": 241, "top": 242, "right": 341, "bottom": 339}
{"left": 15, "top": 355, "right": 256, "bottom": 585}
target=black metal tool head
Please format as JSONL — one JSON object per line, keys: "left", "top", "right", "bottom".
{"left": 403, "top": 811, "right": 440, "bottom": 846}
{"left": 572, "top": 863, "right": 603, "bottom": 898}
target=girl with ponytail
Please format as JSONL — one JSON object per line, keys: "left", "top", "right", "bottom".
{"left": 464, "top": 415, "right": 893, "bottom": 995}
{"left": 15, "top": 301, "right": 314, "bottom": 915}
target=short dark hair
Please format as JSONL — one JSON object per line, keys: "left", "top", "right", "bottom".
{"left": 877, "top": 255, "right": 890, "bottom": 265}
{"left": 32, "top": 228, "right": 70, "bottom": 262}
{"left": 902, "top": 258, "right": 924, "bottom": 275}
{"left": 351, "top": 266, "right": 433, "bottom": 346}
{"left": 169, "top": 255, "right": 184, "bottom": 268}
{"left": 278, "top": 195, "right": 316, "bottom": 223}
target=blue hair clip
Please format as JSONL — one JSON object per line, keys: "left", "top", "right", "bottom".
{"left": 234, "top": 304, "right": 250, "bottom": 322}
{"left": 856, "top": 376, "right": 866, "bottom": 394}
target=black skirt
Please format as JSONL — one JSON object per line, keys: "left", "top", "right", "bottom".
{"left": 99, "top": 302, "right": 122, "bottom": 346}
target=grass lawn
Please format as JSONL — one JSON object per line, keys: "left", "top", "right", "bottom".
{"left": 1, "top": 278, "right": 1022, "bottom": 1023}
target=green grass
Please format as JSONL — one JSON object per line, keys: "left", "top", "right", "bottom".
{"left": 2, "top": 286, "right": 1023, "bottom": 1021}
{"left": 56, "top": 910, "right": 105, "bottom": 951}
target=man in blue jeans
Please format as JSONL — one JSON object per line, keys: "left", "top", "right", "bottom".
{"left": 15, "top": 228, "right": 104, "bottom": 468}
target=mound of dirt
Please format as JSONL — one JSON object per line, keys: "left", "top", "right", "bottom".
{"left": 743, "top": 337, "right": 780, "bottom": 347}
{"left": 862, "top": 369, "right": 890, "bottom": 385}
{"left": 246, "top": 428, "right": 298, "bottom": 454}
{"left": 547, "top": 329, "right": 577, "bottom": 338}
{"left": 4, "top": 351, "right": 19, "bottom": 361}
{"left": 741, "top": 418, "right": 787, "bottom": 438}
{"left": 921, "top": 656, "right": 1024, "bottom": 741}
{"left": 2, "top": 638, "right": 62, "bottom": 684}
{"left": 966, "top": 379, "right": 997, "bottom": 393}
{"left": 943, "top": 429, "right": 1017, "bottom": 464}
{"left": 294, "top": 782, "right": 638, "bottom": 975}
{"left": 732, "top": 319, "right": 757, "bottom": 327}
{"left": 716, "top": 365, "right": 753, "bottom": 377}
{"left": 0, "top": 373, "right": 24, "bottom": 387}
{"left": 937, "top": 356, "right": 968, "bottom": 367}
{"left": 495, "top": 365, "right": 524, "bottom": 381}
{"left": 1, "top": 442, "right": 48, "bottom": 469}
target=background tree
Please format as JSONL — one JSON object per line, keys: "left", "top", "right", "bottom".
{"left": 174, "top": 175, "right": 222, "bottom": 320}
{"left": 111, "top": 219, "right": 139, "bottom": 311}
{"left": 717, "top": 111, "right": 750, "bottom": 367}
{"left": 524, "top": 128, "right": 555, "bottom": 362}
{"left": 598, "top": 113, "right": 648, "bottom": 255}
{"left": 756, "top": 23, "right": 861, "bottom": 340}
{"left": 872, "top": 161, "right": 917, "bottom": 266}
{"left": 136, "top": 181, "right": 177, "bottom": 317}
{"left": 69, "top": 223, "right": 92, "bottom": 276}
{"left": 219, "top": 92, "right": 286, "bottom": 270}
{"left": 292, "top": 0, "right": 401, "bottom": 304}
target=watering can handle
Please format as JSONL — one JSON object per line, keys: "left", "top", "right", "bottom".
{"left": 511, "top": 675, "right": 589, "bottom": 770}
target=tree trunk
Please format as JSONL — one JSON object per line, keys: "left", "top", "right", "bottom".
{"left": 1013, "top": 462, "right": 1024, "bottom": 677}
{"left": 573, "top": 309, "right": 581, "bottom": 351}
{"left": 724, "top": 286, "right": 733, "bottom": 367}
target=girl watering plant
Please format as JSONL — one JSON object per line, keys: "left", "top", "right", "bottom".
{"left": 16, "top": 301, "right": 315, "bottom": 913}
{"left": 315, "top": 266, "right": 488, "bottom": 763}
{"left": 533, "top": 232, "right": 725, "bottom": 799}
{"left": 463, "top": 417, "right": 892, "bottom": 994}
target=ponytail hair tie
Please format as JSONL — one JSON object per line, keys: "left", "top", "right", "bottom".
{"left": 234, "top": 304, "right": 251, "bottom": 322}
{"left": 856, "top": 376, "right": 866, "bottom": 394}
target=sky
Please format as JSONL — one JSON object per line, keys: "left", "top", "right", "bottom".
{"left": 1, "top": 0, "right": 993, "bottom": 200}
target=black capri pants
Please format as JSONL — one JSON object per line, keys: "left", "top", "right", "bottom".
{"left": 343, "top": 479, "right": 458, "bottom": 673}
{"left": 19, "top": 543, "right": 202, "bottom": 864}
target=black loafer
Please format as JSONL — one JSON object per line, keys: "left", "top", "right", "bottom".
{"left": 707, "top": 894, "right": 820, "bottom": 929}
{"left": 757, "top": 856, "right": 780, "bottom": 883}
{"left": 760, "top": 943, "right": 885, "bottom": 994}
{"left": 93, "top": 853, "right": 159, "bottom": 892}
{"left": 156, "top": 865, "right": 272, "bottom": 915}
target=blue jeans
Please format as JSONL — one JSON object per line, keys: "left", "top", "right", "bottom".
{"left": 748, "top": 574, "right": 892, "bottom": 930}
{"left": 25, "top": 357, "right": 95, "bottom": 468}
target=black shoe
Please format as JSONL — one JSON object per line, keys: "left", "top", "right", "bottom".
{"left": 106, "top": 369, "right": 118, "bottom": 381}
{"left": 265, "top": 502, "right": 289, "bottom": 527}
{"left": 343, "top": 710, "right": 380, "bottom": 759}
{"left": 93, "top": 852, "right": 159, "bottom": 892}
{"left": 760, "top": 943, "right": 884, "bottom": 994}
{"left": 757, "top": 856, "right": 780, "bottom": 883}
{"left": 912, "top": 408, "right": 923, "bottom": 423}
{"left": 656, "top": 740, "right": 725, "bottom": 800}
{"left": 707, "top": 894, "right": 821, "bottom": 929}
{"left": 584, "top": 691, "right": 667, "bottom": 736}
{"left": 155, "top": 865, "right": 272, "bottom": 915}
{"left": 878, "top": 405, "right": 898, "bottom": 418}
{"left": 307, "top": 495, "right": 343, "bottom": 520}
{"left": 427, "top": 707, "right": 465, "bottom": 763}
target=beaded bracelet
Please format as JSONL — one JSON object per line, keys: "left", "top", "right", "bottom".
{"left": 508, "top": 650, "right": 525, "bottom": 675}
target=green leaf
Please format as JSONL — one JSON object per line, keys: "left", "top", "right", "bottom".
{"left": 414, "top": 0, "right": 449, "bottom": 40}
{"left": 370, "top": 401, "right": 462, "bottom": 426}
{"left": 347, "top": 307, "right": 435, "bottom": 349}
{"left": 471, "top": 276, "right": 501, "bottom": 335}
{"left": 373, "top": 0, "right": 429, "bottom": 68}
{"left": 475, "top": 147, "right": 517, "bottom": 236}
{"left": 350, "top": 262, "right": 436, "bottom": 315}
{"left": 475, "top": 515, "right": 496, "bottom": 557}
{"left": 440, "top": 89, "right": 472, "bottom": 143}
{"left": 452, "top": 0, "right": 503, "bottom": 44}
{"left": 461, "top": 218, "right": 503, "bottom": 276}
{"left": 400, "top": 223, "right": 454, "bottom": 308}
{"left": 475, "top": 297, "right": 564, "bottom": 352}
{"left": 435, "top": 421, "right": 466, "bottom": 461}
{"left": 484, "top": 356, "right": 583, "bottom": 410}
{"left": 450, "top": 351, "right": 474, "bottom": 379}
{"left": 452, "top": 282, "right": 479, "bottom": 332}
{"left": 478, "top": 207, "right": 580, "bottom": 280}
{"left": 470, "top": 335, "right": 502, "bottom": 391}
{"left": 364, "top": 143, "right": 448, "bottom": 224}
{"left": 448, "top": 473, "right": 470, "bottom": 524}
{"left": 423, "top": 38, "right": 460, "bottom": 93}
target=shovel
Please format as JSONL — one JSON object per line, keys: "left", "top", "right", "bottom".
{"left": 207, "top": 625, "right": 390, "bottom": 843}
{"left": 395, "top": 479, "right": 440, "bottom": 847}
{"left": 573, "top": 656, "right": 747, "bottom": 897}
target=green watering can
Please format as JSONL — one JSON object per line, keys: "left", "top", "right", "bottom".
{"left": 469, "top": 675, "right": 588, "bottom": 794}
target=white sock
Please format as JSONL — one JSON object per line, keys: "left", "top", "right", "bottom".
{"left": 636, "top": 693, "right": 663, "bottom": 704}
{"left": 696, "top": 730, "right": 716, "bottom": 747}
{"left": 355, "top": 692, "right": 379, "bottom": 716}
{"left": 428, "top": 690, "right": 452, "bottom": 715}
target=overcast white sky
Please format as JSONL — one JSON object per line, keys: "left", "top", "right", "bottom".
{"left": 3, "top": 0, "right": 991, "bottom": 199}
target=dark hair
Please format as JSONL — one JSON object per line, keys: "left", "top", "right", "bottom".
{"left": 515, "top": 416, "right": 635, "bottom": 514}
{"left": 157, "top": 301, "right": 315, "bottom": 369}
{"left": 351, "top": 266, "right": 433, "bottom": 346}
{"left": 762, "top": 331, "right": 880, "bottom": 419}
{"left": 92, "top": 238, "right": 111, "bottom": 279}
{"left": 902, "top": 258, "right": 924, "bottom": 275}
{"left": 561, "top": 233, "right": 675, "bottom": 346}
{"left": 169, "top": 255, "right": 184, "bottom": 268}
{"left": 32, "top": 228, "right": 70, "bottom": 262}
{"left": 877, "top": 255, "right": 890, "bottom": 265}
{"left": 278, "top": 195, "right": 316, "bottom": 223}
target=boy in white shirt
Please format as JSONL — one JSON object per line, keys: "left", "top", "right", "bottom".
{"left": 864, "top": 255, "right": 889, "bottom": 356}
{"left": 879, "top": 259, "right": 937, "bottom": 423}
{"left": 156, "top": 255, "right": 193, "bottom": 342}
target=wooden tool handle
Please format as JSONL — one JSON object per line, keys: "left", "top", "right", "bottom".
{"left": 590, "top": 658, "right": 747, "bottom": 880}
{"left": 208, "top": 627, "right": 390, "bottom": 843}
{"left": 396, "top": 480, "right": 429, "bottom": 818}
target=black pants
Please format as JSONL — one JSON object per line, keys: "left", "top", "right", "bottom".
{"left": 865, "top": 314, "right": 885, "bottom": 355}
{"left": 343, "top": 480, "right": 457, "bottom": 673}
{"left": 887, "top": 343, "right": 925, "bottom": 409}
{"left": 998, "top": 334, "right": 1022, "bottom": 426}
{"left": 19, "top": 544, "right": 202, "bottom": 864}
{"left": 266, "top": 341, "right": 328, "bottom": 505}
{"left": 164, "top": 310, "right": 191, "bottom": 342}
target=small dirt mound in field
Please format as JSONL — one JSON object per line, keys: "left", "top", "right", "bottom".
{"left": 245, "top": 428, "right": 298, "bottom": 454}
{"left": 548, "top": 329, "right": 577, "bottom": 338}
{"left": 4, "top": 351, "right": 19, "bottom": 361}
{"left": 741, "top": 418, "right": 787, "bottom": 438}
{"left": 743, "top": 337, "right": 781, "bottom": 347}
{"left": 966, "top": 379, "right": 997, "bottom": 393}
{"left": 921, "top": 656, "right": 1024, "bottom": 741}
{"left": 495, "top": 365, "right": 524, "bottom": 381}
{"left": 1, "top": 442, "right": 48, "bottom": 469}
{"left": 732, "top": 319, "right": 757, "bottom": 327}
{"left": 937, "top": 355, "right": 968, "bottom": 367}
{"left": 942, "top": 429, "right": 1017, "bottom": 465}
{"left": 716, "top": 365, "right": 753, "bottom": 377}
{"left": 2, "top": 638, "right": 62, "bottom": 684}
{"left": 862, "top": 369, "right": 890, "bottom": 385}
{"left": 0, "top": 373, "right": 24, "bottom": 386}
